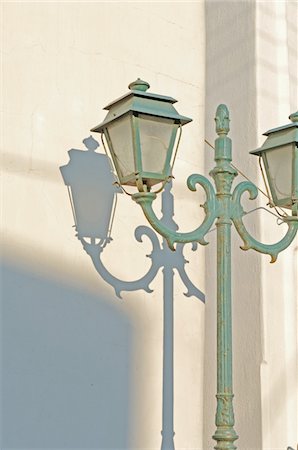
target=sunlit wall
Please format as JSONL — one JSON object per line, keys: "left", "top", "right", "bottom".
{"left": 2, "top": 2, "right": 205, "bottom": 450}
{"left": 2, "top": 2, "right": 297, "bottom": 450}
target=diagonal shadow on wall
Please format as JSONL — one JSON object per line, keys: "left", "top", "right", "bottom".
{"left": 1, "top": 259, "right": 133, "bottom": 450}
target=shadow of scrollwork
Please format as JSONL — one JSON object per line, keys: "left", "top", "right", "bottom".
{"left": 60, "top": 137, "right": 205, "bottom": 450}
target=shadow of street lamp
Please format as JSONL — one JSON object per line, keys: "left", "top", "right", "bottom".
{"left": 60, "top": 137, "right": 204, "bottom": 450}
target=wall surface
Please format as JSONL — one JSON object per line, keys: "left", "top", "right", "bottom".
{"left": 2, "top": 2, "right": 297, "bottom": 450}
{"left": 256, "top": 2, "right": 298, "bottom": 449}
{"left": 204, "top": 3, "right": 262, "bottom": 449}
{"left": 1, "top": 2, "right": 206, "bottom": 450}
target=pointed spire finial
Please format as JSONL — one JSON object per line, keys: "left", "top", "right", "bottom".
{"left": 215, "top": 104, "right": 230, "bottom": 136}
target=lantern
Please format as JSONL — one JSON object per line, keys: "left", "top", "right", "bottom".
{"left": 90, "top": 79, "right": 192, "bottom": 192}
{"left": 250, "top": 111, "right": 298, "bottom": 210}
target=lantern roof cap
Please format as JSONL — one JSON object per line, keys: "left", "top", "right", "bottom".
{"left": 262, "top": 110, "right": 298, "bottom": 136}
{"left": 289, "top": 111, "right": 298, "bottom": 122}
{"left": 103, "top": 78, "right": 178, "bottom": 110}
{"left": 91, "top": 79, "right": 192, "bottom": 133}
{"left": 250, "top": 111, "right": 298, "bottom": 156}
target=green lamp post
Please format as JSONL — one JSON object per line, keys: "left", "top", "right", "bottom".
{"left": 91, "top": 80, "right": 298, "bottom": 450}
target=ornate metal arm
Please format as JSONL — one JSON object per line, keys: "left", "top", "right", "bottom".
{"left": 132, "top": 174, "right": 218, "bottom": 250}
{"left": 232, "top": 181, "right": 298, "bottom": 263}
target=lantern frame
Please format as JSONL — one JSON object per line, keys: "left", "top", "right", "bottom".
{"left": 91, "top": 79, "right": 192, "bottom": 192}
{"left": 250, "top": 112, "right": 298, "bottom": 211}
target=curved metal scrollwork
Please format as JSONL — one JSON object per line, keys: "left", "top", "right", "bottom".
{"left": 231, "top": 181, "right": 298, "bottom": 263}
{"left": 132, "top": 174, "right": 218, "bottom": 250}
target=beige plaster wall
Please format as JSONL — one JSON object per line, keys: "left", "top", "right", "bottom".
{"left": 1, "top": 2, "right": 205, "bottom": 449}
{"left": 204, "top": 2, "right": 262, "bottom": 448}
{"left": 2, "top": 2, "right": 297, "bottom": 450}
{"left": 256, "top": 2, "right": 298, "bottom": 449}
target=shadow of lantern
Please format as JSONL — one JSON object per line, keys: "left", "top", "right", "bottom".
{"left": 60, "top": 136, "right": 120, "bottom": 247}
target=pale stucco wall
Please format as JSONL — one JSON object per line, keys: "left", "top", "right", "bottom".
{"left": 257, "top": 2, "right": 298, "bottom": 449}
{"left": 1, "top": 2, "right": 205, "bottom": 450}
{"left": 2, "top": 1, "right": 297, "bottom": 450}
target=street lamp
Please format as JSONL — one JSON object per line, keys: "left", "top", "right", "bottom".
{"left": 91, "top": 80, "right": 298, "bottom": 450}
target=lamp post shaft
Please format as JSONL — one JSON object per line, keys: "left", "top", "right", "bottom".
{"left": 213, "top": 217, "right": 238, "bottom": 449}
{"left": 211, "top": 105, "right": 238, "bottom": 449}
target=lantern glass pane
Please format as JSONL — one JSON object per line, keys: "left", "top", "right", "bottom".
{"left": 265, "top": 144, "right": 293, "bottom": 201}
{"left": 138, "top": 114, "right": 177, "bottom": 174}
{"left": 107, "top": 115, "right": 134, "bottom": 179}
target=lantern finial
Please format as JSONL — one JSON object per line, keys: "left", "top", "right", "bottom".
{"left": 289, "top": 111, "right": 298, "bottom": 123}
{"left": 128, "top": 78, "right": 150, "bottom": 92}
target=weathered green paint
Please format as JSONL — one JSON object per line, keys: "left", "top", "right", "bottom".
{"left": 231, "top": 181, "right": 298, "bottom": 262}
{"left": 91, "top": 78, "right": 192, "bottom": 131}
{"left": 210, "top": 105, "right": 238, "bottom": 449}
{"left": 293, "top": 130, "right": 298, "bottom": 216}
{"left": 133, "top": 175, "right": 218, "bottom": 249}
{"left": 132, "top": 104, "right": 298, "bottom": 450}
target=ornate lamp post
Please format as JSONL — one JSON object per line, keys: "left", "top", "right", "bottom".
{"left": 91, "top": 80, "right": 298, "bottom": 450}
